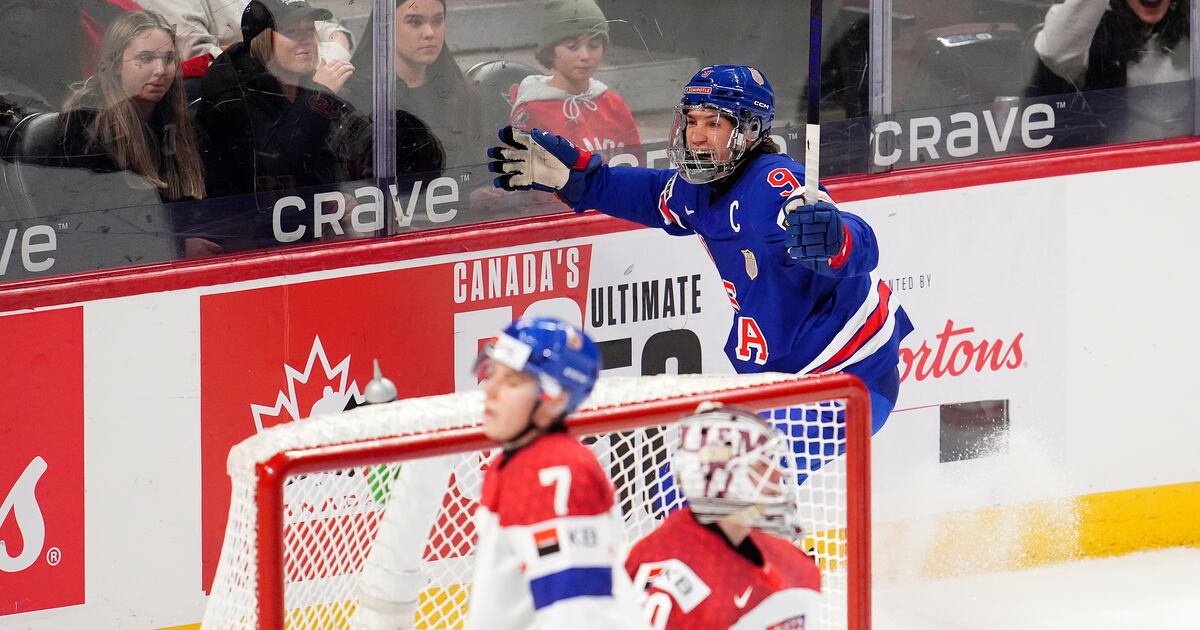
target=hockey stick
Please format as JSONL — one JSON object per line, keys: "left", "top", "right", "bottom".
{"left": 804, "top": 0, "right": 823, "bottom": 205}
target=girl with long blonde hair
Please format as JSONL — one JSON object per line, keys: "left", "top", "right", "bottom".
{"left": 58, "top": 10, "right": 205, "bottom": 202}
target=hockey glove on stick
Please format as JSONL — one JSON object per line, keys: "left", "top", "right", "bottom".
{"left": 785, "top": 197, "right": 847, "bottom": 270}
{"left": 487, "top": 126, "right": 599, "bottom": 206}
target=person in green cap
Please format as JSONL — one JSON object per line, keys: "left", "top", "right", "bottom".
{"left": 508, "top": 0, "right": 640, "bottom": 154}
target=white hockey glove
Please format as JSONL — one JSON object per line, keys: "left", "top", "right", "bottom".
{"left": 487, "top": 126, "right": 599, "bottom": 205}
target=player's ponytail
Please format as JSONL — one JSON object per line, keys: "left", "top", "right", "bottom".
{"left": 753, "top": 135, "right": 783, "bottom": 155}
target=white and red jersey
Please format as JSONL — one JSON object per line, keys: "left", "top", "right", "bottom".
{"left": 509, "top": 75, "right": 641, "bottom": 154}
{"left": 625, "top": 508, "right": 822, "bottom": 630}
{"left": 463, "top": 431, "right": 640, "bottom": 630}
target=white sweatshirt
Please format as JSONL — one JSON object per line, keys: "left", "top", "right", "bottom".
{"left": 140, "top": 0, "right": 352, "bottom": 62}
{"left": 1034, "top": 0, "right": 1189, "bottom": 87}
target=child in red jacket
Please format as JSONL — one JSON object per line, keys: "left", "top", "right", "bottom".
{"left": 509, "top": 0, "right": 640, "bottom": 154}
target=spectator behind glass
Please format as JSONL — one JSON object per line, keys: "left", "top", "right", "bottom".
{"left": 138, "top": 0, "right": 354, "bottom": 95}
{"left": 196, "top": 0, "right": 366, "bottom": 247}
{"left": 509, "top": 0, "right": 640, "bottom": 153}
{"left": 346, "top": 0, "right": 484, "bottom": 173}
{"left": 49, "top": 10, "right": 218, "bottom": 257}
{"left": 1029, "top": 0, "right": 1189, "bottom": 95}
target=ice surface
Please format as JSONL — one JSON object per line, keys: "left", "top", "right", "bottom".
{"left": 874, "top": 547, "right": 1200, "bottom": 630}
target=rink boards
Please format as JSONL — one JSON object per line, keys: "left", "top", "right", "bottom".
{"left": 2, "top": 141, "right": 1200, "bottom": 627}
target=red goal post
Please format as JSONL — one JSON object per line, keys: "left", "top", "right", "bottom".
{"left": 201, "top": 373, "right": 872, "bottom": 630}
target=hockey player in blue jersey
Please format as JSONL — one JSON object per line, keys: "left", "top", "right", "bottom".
{"left": 486, "top": 64, "right": 912, "bottom": 452}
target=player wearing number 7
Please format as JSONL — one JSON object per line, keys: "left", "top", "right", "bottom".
{"left": 463, "top": 317, "right": 644, "bottom": 630}
{"left": 486, "top": 65, "right": 913, "bottom": 442}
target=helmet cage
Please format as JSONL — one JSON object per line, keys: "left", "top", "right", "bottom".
{"left": 673, "top": 406, "right": 801, "bottom": 538}
{"left": 667, "top": 104, "right": 765, "bottom": 184}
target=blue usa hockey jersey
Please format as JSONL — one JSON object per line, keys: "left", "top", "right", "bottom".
{"left": 574, "top": 152, "right": 913, "bottom": 389}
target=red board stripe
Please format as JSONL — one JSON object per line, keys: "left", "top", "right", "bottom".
{"left": 1, "top": 137, "right": 1198, "bottom": 311}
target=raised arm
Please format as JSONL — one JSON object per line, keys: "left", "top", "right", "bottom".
{"left": 1034, "top": 0, "right": 1109, "bottom": 86}
{"left": 486, "top": 126, "right": 688, "bottom": 234}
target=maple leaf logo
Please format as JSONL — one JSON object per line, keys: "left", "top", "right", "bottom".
{"left": 249, "top": 335, "right": 364, "bottom": 433}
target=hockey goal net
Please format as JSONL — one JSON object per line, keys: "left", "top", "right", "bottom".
{"left": 202, "top": 373, "right": 871, "bottom": 630}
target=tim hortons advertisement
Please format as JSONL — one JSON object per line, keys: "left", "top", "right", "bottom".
{"left": 0, "top": 308, "right": 85, "bottom": 617}
{"left": 846, "top": 181, "right": 1068, "bottom": 516}
{"left": 199, "top": 234, "right": 730, "bottom": 590}
{"left": 849, "top": 181, "right": 1065, "bottom": 408}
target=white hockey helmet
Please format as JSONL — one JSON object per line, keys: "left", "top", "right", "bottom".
{"left": 672, "top": 402, "right": 801, "bottom": 538}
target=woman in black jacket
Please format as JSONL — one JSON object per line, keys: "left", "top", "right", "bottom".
{"left": 196, "top": 0, "right": 367, "bottom": 247}
{"left": 345, "top": 0, "right": 485, "bottom": 177}
{"left": 54, "top": 10, "right": 205, "bottom": 203}
{"left": 48, "top": 9, "right": 219, "bottom": 258}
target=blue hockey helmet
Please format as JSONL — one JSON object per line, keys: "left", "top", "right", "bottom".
{"left": 479, "top": 317, "right": 601, "bottom": 414}
{"left": 668, "top": 65, "right": 775, "bottom": 184}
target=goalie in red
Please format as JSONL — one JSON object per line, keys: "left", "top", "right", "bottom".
{"left": 626, "top": 403, "right": 822, "bottom": 629}
{"left": 464, "top": 316, "right": 641, "bottom": 630}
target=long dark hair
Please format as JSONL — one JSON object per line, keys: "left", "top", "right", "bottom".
{"left": 1110, "top": 0, "right": 1188, "bottom": 64}
{"left": 393, "top": 0, "right": 471, "bottom": 111}
{"left": 62, "top": 10, "right": 205, "bottom": 200}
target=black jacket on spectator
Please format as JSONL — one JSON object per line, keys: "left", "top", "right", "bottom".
{"left": 27, "top": 105, "right": 202, "bottom": 259}
{"left": 50, "top": 108, "right": 155, "bottom": 181}
{"left": 195, "top": 42, "right": 369, "bottom": 248}
{"left": 197, "top": 43, "right": 362, "bottom": 198}
{"left": 344, "top": 12, "right": 479, "bottom": 176}
{"left": 45, "top": 106, "right": 180, "bottom": 207}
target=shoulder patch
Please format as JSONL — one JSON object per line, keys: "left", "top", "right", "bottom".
{"left": 631, "top": 559, "right": 711, "bottom": 614}
{"left": 658, "top": 173, "right": 684, "bottom": 227}
{"left": 742, "top": 249, "right": 758, "bottom": 280}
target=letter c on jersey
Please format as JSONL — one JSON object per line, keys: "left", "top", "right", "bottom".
{"left": 729, "top": 200, "right": 741, "bottom": 232}
{"left": 735, "top": 317, "right": 768, "bottom": 365}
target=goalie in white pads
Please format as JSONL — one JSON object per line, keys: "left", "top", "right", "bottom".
{"left": 626, "top": 403, "right": 821, "bottom": 629}
{"left": 464, "top": 316, "right": 642, "bottom": 630}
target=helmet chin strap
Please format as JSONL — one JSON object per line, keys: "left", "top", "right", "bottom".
{"left": 501, "top": 399, "right": 542, "bottom": 454}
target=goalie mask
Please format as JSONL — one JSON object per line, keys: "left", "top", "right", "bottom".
{"left": 673, "top": 402, "right": 801, "bottom": 538}
{"left": 667, "top": 65, "right": 775, "bottom": 184}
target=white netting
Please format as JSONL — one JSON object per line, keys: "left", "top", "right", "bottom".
{"left": 202, "top": 373, "right": 862, "bottom": 630}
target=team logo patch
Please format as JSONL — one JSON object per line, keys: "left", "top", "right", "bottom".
{"left": 684, "top": 86, "right": 713, "bottom": 94}
{"left": 742, "top": 249, "right": 758, "bottom": 280}
{"left": 700, "top": 67, "right": 714, "bottom": 78}
{"left": 749, "top": 67, "right": 765, "bottom": 85}
{"left": 632, "top": 560, "right": 711, "bottom": 613}
{"left": 533, "top": 527, "right": 561, "bottom": 557}
{"left": 567, "top": 525, "right": 598, "bottom": 547}
{"left": 565, "top": 325, "right": 584, "bottom": 351}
